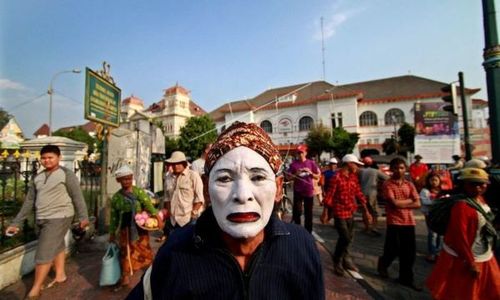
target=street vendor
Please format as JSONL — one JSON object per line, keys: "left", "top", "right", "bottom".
{"left": 109, "top": 165, "right": 162, "bottom": 290}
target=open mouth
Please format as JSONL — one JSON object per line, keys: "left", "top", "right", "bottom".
{"left": 227, "top": 212, "right": 260, "bottom": 223}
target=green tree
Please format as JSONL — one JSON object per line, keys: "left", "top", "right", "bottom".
{"left": 397, "top": 122, "right": 415, "bottom": 155}
{"left": 0, "top": 107, "right": 12, "bottom": 130}
{"left": 164, "top": 136, "right": 179, "bottom": 158}
{"left": 304, "top": 123, "right": 333, "bottom": 159}
{"left": 178, "top": 115, "right": 217, "bottom": 159}
{"left": 53, "top": 127, "right": 96, "bottom": 153}
{"left": 331, "top": 127, "right": 359, "bottom": 158}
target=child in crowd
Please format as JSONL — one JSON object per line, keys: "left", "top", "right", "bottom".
{"left": 420, "top": 172, "right": 443, "bottom": 262}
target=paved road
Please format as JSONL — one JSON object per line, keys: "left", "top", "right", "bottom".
{"left": 0, "top": 225, "right": 373, "bottom": 300}
{"left": 0, "top": 202, "right": 435, "bottom": 300}
{"left": 311, "top": 203, "right": 434, "bottom": 300}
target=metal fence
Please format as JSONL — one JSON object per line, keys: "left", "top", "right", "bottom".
{"left": 0, "top": 152, "right": 39, "bottom": 253}
{"left": 0, "top": 152, "right": 101, "bottom": 254}
{"left": 76, "top": 159, "right": 101, "bottom": 227}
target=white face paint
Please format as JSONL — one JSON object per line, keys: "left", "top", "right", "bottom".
{"left": 209, "top": 147, "right": 277, "bottom": 239}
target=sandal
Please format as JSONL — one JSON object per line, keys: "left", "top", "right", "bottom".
{"left": 156, "top": 236, "right": 166, "bottom": 242}
{"left": 44, "top": 278, "right": 67, "bottom": 289}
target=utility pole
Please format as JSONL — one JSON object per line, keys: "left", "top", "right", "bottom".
{"left": 482, "top": 0, "right": 500, "bottom": 163}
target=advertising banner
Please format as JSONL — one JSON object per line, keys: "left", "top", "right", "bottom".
{"left": 414, "top": 102, "right": 460, "bottom": 164}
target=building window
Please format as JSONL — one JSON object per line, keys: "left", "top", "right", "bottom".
{"left": 337, "top": 112, "right": 343, "bottom": 128}
{"left": 385, "top": 108, "right": 405, "bottom": 125}
{"left": 260, "top": 120, "right": 273, "bottom": 134}
{"left": 331, "top": 113, "right": 336, "bottom": 129}
{"left": 299, "top": 116, "right": 314, "bottom": 131}
{"left": 359, "top": 111, "right": 378, "bottom": 127}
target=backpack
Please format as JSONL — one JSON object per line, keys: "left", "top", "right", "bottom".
{"left": 428, "top": 194, "right": 461, "bottom": 235}
{"left": 428, "top": 193, "right": 497, "bottom": 238}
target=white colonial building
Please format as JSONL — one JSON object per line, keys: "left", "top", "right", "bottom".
{"left": 209, "top": 75, "right": 490, "bottom": 157}
{"left": 120, "top": 83, "right": 206, "bottom": 137}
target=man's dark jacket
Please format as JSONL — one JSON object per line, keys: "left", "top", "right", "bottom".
{"left": 127, "top": 207, "right": 324, "bottom": 299}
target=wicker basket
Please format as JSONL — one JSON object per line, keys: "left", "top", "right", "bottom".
{"left": 135, "top": 213, "right": 162, "bottom": 231}
{"left": 136, "top": 223, "right": 161, "bottom": 231}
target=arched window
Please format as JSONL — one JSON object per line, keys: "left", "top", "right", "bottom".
{"left": 299, "top": 116, "right": 314, "bottom": 131}
{"left": 359, "top": 111, "right": 378, "bottom": 127}
{"left": 260, "top": 120, "right": 273, "bottom": 134}
{"left": 385, "top": 108, "right": 405, "bottom": 125}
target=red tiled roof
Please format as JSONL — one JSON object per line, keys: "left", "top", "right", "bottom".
{"left": 208, "top": 81, "right": 356, "bottom": 121}
{"left": 33, "top": 124, "right": 50, "bottom": 136}
{"left": 122, "top": 95, "right": 144, "bottom": 106}
{"left": 208, "top": 75, "right": 481, "bottom": 121}
{"left": 145, "top": 98, "right": 206, "bottom": 116}
{"left": 164, "top": 83, "right": 190, "bottom": 96}
{"left": 81, "top": 121, "right": 97, "bottom": 132}
{"left": 189, "top": 101, "right": 207, "bottom": 116}
{"left": 146, "top": 101, "right": 165, "bottom": 113}
{"left": 472, "top": 99, "right": 488, "bottom": 106}
{"left": 342, "top": 75, "right": 480, "bottom": 104}
{"left": 56, "top": 121, "right": 97, "bottom": 134}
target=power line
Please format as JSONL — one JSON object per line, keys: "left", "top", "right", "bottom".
{"left": 52, "top": 89, "right": 83, "bottom": 105}
{"left": 5, "top": 93, "right": 47, "bottom": 111}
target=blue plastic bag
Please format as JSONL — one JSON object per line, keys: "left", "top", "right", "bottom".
{"left": 99, "top": 243, "right": 121, "bottom": 286}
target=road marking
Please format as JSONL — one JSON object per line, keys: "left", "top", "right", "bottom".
{"left": 312, "top": 231, "right": 325, "bottom": 243}
{"left": 347, "top": 270, "right": 364, "bottom": 280}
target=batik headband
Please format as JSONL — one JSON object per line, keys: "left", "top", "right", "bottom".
{"left": 205, "top": 121, "right": 283, "bottom": 175}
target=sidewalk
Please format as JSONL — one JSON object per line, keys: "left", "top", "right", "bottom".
{"left": 0, "top": 226, "right": 373, "bottom": 299}
{"left": 312, "top": 204, "right": 434, "bottom": 300}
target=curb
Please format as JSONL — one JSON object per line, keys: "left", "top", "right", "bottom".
{"left": 313, "top": 232, "right": 386, "bottom": 300}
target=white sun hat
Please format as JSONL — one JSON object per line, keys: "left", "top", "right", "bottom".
{"left": 329, "top": 157, "right": 338, "bottom": 164}
{"left": 114, "top": 165, "right": 134, "bottom": 178}
{"left": 342, "top": 154, "right": 364, "bottom": 165}
{"left": 166, "top": 151, "right": 188, "bottom": 164}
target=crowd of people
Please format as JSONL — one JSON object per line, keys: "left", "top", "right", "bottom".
{"left": 298, "top": 151, "right": 499, "bottom": 298}
{"left": 3, "top": 126, "right": 500, "bottom": 299}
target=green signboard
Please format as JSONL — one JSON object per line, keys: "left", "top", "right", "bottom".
{"left": 84, "top": 67, "right": 121, "bottom": 127}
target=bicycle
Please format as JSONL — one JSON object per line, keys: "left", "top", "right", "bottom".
{"left": 275, "top": 181, "right": 293, "bottom": 221}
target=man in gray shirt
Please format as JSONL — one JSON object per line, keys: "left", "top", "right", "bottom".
{"left": 5, "top": 145, "right": 89, "bottom": 299}
{"left": 359, "top": 156, "right": 389, "bottom": 236}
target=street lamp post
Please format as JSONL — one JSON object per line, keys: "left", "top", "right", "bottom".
{"left": 325, "top": 89, "right": 336, "bottom": 129}
{"left": 47, "top": 69, "right": 81, "bottom": 136}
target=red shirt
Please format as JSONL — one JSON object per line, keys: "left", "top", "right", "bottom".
{"left": 444, "top": 201, "right": 479, "bottom": 266}
{"left": 382, "top": 179, "right": 419, "bottom": 225}
{"left": 324, "top": 169, "right": 366, "bottom": 219}
{"left": 409, "top": 162, "right": 428, "bottom": 181}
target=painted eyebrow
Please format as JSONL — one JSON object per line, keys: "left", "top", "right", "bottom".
{"left": 213, "top": 168, "right": 233, "bottom": 174}
{"left": 213, "top": 167, "right": 270, "bottom": 174}
{"left": 249, "top": 167, "right": 269, "bottom": 173}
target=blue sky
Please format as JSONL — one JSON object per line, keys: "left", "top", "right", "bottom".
{"left": 0, "top": 0, "right": 495, "bottom": 137}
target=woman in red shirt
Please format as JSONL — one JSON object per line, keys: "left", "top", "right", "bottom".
{"left": 426, "top": 168, "right": 500, "bottom": 300}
